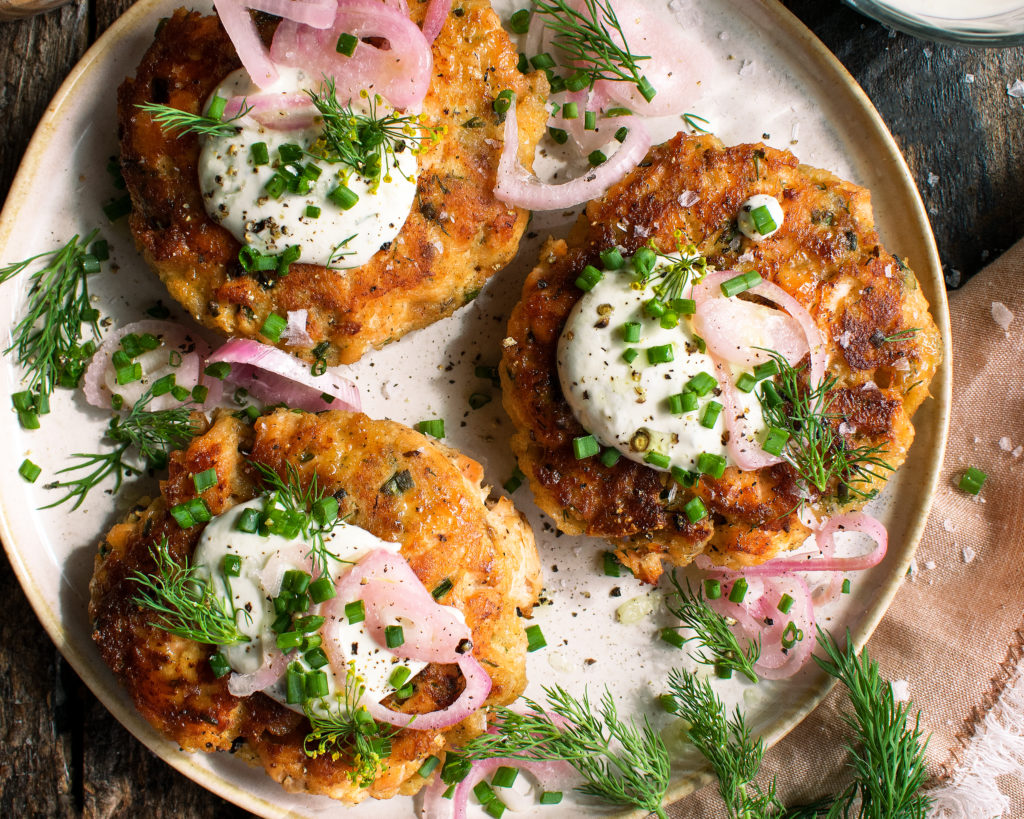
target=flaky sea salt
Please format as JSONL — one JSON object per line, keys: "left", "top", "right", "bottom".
{"left": 1014, "top": 446, "right": 1023, "bottom": 458}
{"left": 677, "top": 190, "right": 699, "bottom": 207}
{"left": 992, "top": 301, "right": 1014, "bottom": 331}
{"left": 927, "top": 172, "right": 939, "bottom": 187}
{"left": 837, "top": 331, "right": 852, "bottom": 349}
{"left": 924, "top": 561, "right": 936, "bottom": 570}
{"left": 891, "top": 680, "right": 911, "bottom": 702}
{"left": 738, "top": 59, "right": 755, "bottom": 77}
{"left": 1000, "top": 437, "right": 1013, "bottom": 451}
{"left": 963, "top": 546, "right": 977, "bottom": 564}
{"left": 1007, "top": 79, "right": 1024, "bottom": 98}
{"left": 943, "top": 518, "right": 955, "bottom": 533}
{"left": 965, "top": 73, "right": 975, "bottom": 84}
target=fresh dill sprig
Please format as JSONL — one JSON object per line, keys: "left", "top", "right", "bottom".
{"left": 136, "top": 99, "right": 253, "bottom": 138}
{"left": 457, "top": 685, "right": 671, "bottom": 818}
{"left": 43, "top": 387, "right": 199, "bottom": 510}
{"left": 646, "top": 243, "right": 708, "bottom": 296}
{"left": 757, "top": 351, "right": 893, "bottom": 500}
{"left": 532, "top": 0, "right": 655, "bottom": 101}
{"left": 664, "top": 572, "right": 761, "bottom": 683}
{"left": 2, "top": 230, "right": 102, "bottom": 399}
{"left": 876, "top": 327, "right": 921, "bottom": 345}
{"left": 682, "top": 112, "right": 711, "bottom": 133}
{"left": 306, "top": 81, "right": 443, "bottom": 185}
{"left": 664, "top": 668, "right": 783, "bottom": 819}
{"left": 787, "top": 629, "right": 931, "bottom": 819}
{"left": 303, "top": 662, "right": 396, "bottom": 787}
{"left": 131, "top": 536, "right": 251, "bottom": 645}
{"left": 250, "top": 461, "right": 344, "bottom": 578}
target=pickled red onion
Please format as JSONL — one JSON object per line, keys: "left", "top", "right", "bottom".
{"left": 495, "top": 100, "right": 651, "bottom": 210}
{"left": 82, "top": 320, "right": 214, "bottom": 411}
{"left": 693, "top": 297, "right": 808, "bottom": 369}
{"left": 321, "top": 548, "right": 493, "bottom": 731}
{"left": 270, "top": 1, "right": 433, "bottom": 110}
{"left": 214, "top": 0, "right": 279, "bottom": 89}
{"left": 421, "top": 0, "right": 452, "bottom": 43}
{"left": 245, "top": 0, "right": 335, "bottom": 28}
{"left": 428, "top": 757, "right": 575, "bottom": 819}
{"left": 224, "top": 92, "right": 318, "bottom": 131}
{"left": 205, "top": 338, "right": 361, "bottom": 413}
{"left": 227, "top": 648, "right": 288, "bottom": 697}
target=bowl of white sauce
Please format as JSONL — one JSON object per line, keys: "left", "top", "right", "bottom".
{"left": 845, "top": 0, "right": 1024, "bottom": 46}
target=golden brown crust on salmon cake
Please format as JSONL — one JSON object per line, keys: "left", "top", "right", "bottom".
{"left": 501, "top": 132, "right": 941, "bottom": 583}
{"left": 118, "top": 1, "right": 548, "bottom": 366}
{"left": 89, "top": 409, "right": 541, "bottom": 803}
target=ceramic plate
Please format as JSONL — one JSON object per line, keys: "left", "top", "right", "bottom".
{"left": 0, "top": 0, "right": 952, "bottom": 815}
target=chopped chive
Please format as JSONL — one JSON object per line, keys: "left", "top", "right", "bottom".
{"left": 431, "top": 577, "right": 454, "bottom": 600}
{"left": 328, "top": 185, "right": 359, "bottom": 210}
{"left": 509, "top": 8, "right": 530, "bottom": 32}
{"left": 277, "top": 631, "right": 304, "bottom": 651}
{"left": 293, "top": 615, "right": 326, "bottom": 633}
{"left": 491, "top": 766, "right": 518, "bottom": 788}
{"left": 751, "top": 205, "right": 778, "bottom": 235}
{"left": 250, "top": 141, "right": 269, "bottom": 165}
{"left": 959, "top": 466, "right": 987, "bottom": 495}
{"left": 762, "top": 426, "right": 791, "bottom": 456}
{"left": 278, "top": 143, "right": 303, "bottom": 164}
{"left": 385, "top": 624, "right": 405, "bottom": 648}
{"left": 305, "top": 647, "right": 329, "bottom": 669}
{"left": 760, "top": 381, "right": 783, "bottom": 408}
{"left": 614, "top": 126, "right": 628, "bottom": 143}
{"left": 206, "top": 94, "right": 227, "bottom": 121}
{"left": 305, "top": 669, "right": 329, "bottom": 698}
{"left": 671, "top": 466, "right": 697, "bottom": 488}
{"left": 659, "top": 311, "right": 679, "bottom": 329}
{"left": 720, "top": 272, "right": 759, "bottom": 297}
{"left": 588, "top": 149, "right": 607, "bottom": 166}
{"left": 539, "top": 791, "right": 563, "bottom": 805}
{"left": 736, "top": 372, "right": 757, "bottom": 393}
{"left": 191, "top": 385, "right": 209, "bottom": 403}
{"left": 683, "top": 496, "right": 707, "bottom": 522}
{"left": 260, "top": 312, "right": 287, "bottom": 343}
{"left": 632, "top": 247, "right": 656, "bottom": 278}
{"left": 781, "top": 621, "right": 803, "bottom": 649}
{"left": 18, "top": 459, "right": 41, "bottom": 483}
{"left": 209, "top": 652, "right": 231, "bottom": 678}
{"left": 600, "top": 247, "right": 625, "bottom": 269}
{"left": 644, "top": 450, "right": 670, "bottom": 469}
{"left": 574, "top": 264, "right": 603, "bottom": 291}
{"left": 715, "top": 664, "right": 733, "bottom": 679}
{"left": 102, "top": 194, "right": 132, "bottom": 222}
{"left": 12, "top": 391, "right": 34, "bottom": 412}
{"left": 345, "top": 600, "right": 365, "bottom": 624}
{"left": 390, "top": 666, "right": 412, "bottom": 689}
{"left": 548, "top": 126, "right": 569, "bottom": 144}
{"left": 474, "top": 780, "right": 497, "bottom": 804}
{"left": 312, "top": 496, "right": 338, "bottom": 527}
{"left": 753, "top": 359, "right": 779, "bottom": 380}
{"left": 91, "top": 239, "right": 109, "bottom": 261}
{"left": 493, "top": 89, "right": 515, "bottom": 115}
{"left": 169, "top": 501, "right": 196, "bottom": 529}
{"left": 622, "top": 321, "right": 642, "bottom": 343}
{"left": 668, "top": 392, "right": 686, "bottom": 416}
{"left": 561, "top": 101, "right": 579, "bottom": 119}
{"left": 185, "top": 497, "right": 211, "bottom": 523}
{"left": 263, "top": 174, "right": 287, "bottom": 199}
{"left": 697, "top": 452, "right": 727, "bottom": 479}
{"left": 704, "top": 579, "right": 721, "bottom": 599}
{"left": 418, "top": 755, "right": 441, "bottom": 777}
{"left": 728, "top": 577, "right": 749, "bottom": 603}
{"left": 309, "top": 576, "right": 336, "bottom": 603}
{"left": 115, "top": 362, "right": 142, "bottom": 385}
{"left": 469, "top": 392, "right": 492, "bottom": 409}
{"left": 235, "top": 507, "right": 260, "bottom": 533}
{"left": 305, "top": 204, "right": 321, "bottom": 219}
{"left": 503, "top": 466, "right": 525, "bottom": 493}
{"left": 777, "top": 593, "right": 794, "bottom": 614}
{"left": 547, "top": 73, "right": 566, "bottom": 93}
{"left": 622, "top": 347, "right": 639, "bottom": 364}
{"left": 660, "top": 628, "right": 686, "bottom": 649}
{"left": 221, "top": 554, "right": 242, "bottom": 578}
{"left": 572, "top": 434, "right": 600, "bottom": 459}
{"left": 336, "top": 31, "right": 358, "bottom": 56}
{"left": 204, "top": 361, "right": 231, "bottom": 381}
{"left": 18, "top": 411, "right": 40, "bottom": 430}
{"left": 584, "top": 110, "right": 597, "bottom": 130}
{"left": 686, "top": 371, "right": 717, "bottom": 396}
{"left": 302, "top": 634, "right": 322, "bottom": 652}
{"left": 193, "top": 467, "right": 218, "bottom": 493}
{"left": 525, "top": 624, "right": 546, "bottom": 652}
{"left": 637, "top": 76, "right": 656, "bottom": 102}
{"left": 603, "top": 551, "right": 622, "bottom": 577}
{"left": 530, "top": 52, "right": 555, "bottom": 70}
{"left": 841, "top": 578, "right": 851, "bottom": 594}
{"left": 565, "top": 69, "right": 589, "bottom": 92}
{"left": 646, "top": 344, "right": 674, "bottom": 365}
{"left": 415, "top": 418, "right": 445, "bottom": 438}
{"left": 600, "top": 447, "right": 621, "bottom": 467}
{"left": 700, "top": 400, "right": 724, "bottom": 429}
{"left": 285, "top": 570, "right": 311, "bottom": 594}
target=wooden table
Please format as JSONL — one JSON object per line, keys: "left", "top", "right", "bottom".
{"left": 0, "top": 1, "right": 1021, "bottom": 815}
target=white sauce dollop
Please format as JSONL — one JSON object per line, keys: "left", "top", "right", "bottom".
{"left": 558, "top": 256, "right": 767, "bottom": 474}
{"left": 198, "top": 68, "right": 418, "bottom": 269}
{"left": 737, "top": 194, "right": 784, "bottom": 241}
{"left": 193, "top": 498, "right": 431, "bottom": 709}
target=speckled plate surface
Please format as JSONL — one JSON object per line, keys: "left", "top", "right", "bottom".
{"left": 0, "top": 0, "right": 951, "bottom": 816}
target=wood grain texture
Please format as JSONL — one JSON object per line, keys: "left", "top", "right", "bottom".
{"left": 0, "top": 0, "right": 1021, "bottom": 816}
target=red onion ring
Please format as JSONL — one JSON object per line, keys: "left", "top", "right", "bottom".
{"left": 224, "top": 92, "right": 318, "bottom": 131}
{"left": 82, "top": 320, "right": 213, "bottom": 411}
{"left": 693, "top": 296, "right": 808, "bottom": 369}
{"left": 245, "top": 0, "right": 335, "bottom": 27}
{"left": 710, "top": 357, "right": 783, "bottom": 471}
{"left": 227, "top": 647, "right": 289, "bottom": 697}
{"left": 205, "top": 338, "right": 361, "bottom": 413}
{"left": 435, "top": 757, "right": 576, "bottom": 819}
{"left": 270, "top": 1, "right": 433, "bottom": 111}
{"left": 421, "top": 0, "right": 452, "bottom": 43}
{"left": 320, "top": 548, "right": 493, "bottom": 731}
{"left": 495, "top": 100, "right": 651, "bottom": 210}
{"left": 214, "top": 0, "right": 280, "bottom": 89}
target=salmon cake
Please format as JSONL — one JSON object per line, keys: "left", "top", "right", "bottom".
{"left": 89, "top": 408, "right": 541, "bottom": 803}
{"left": 118, "top": 0, "right": 548, "bottom": 365}
{"left": 501, "top": 132, "right": 941, "bottom": 583}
